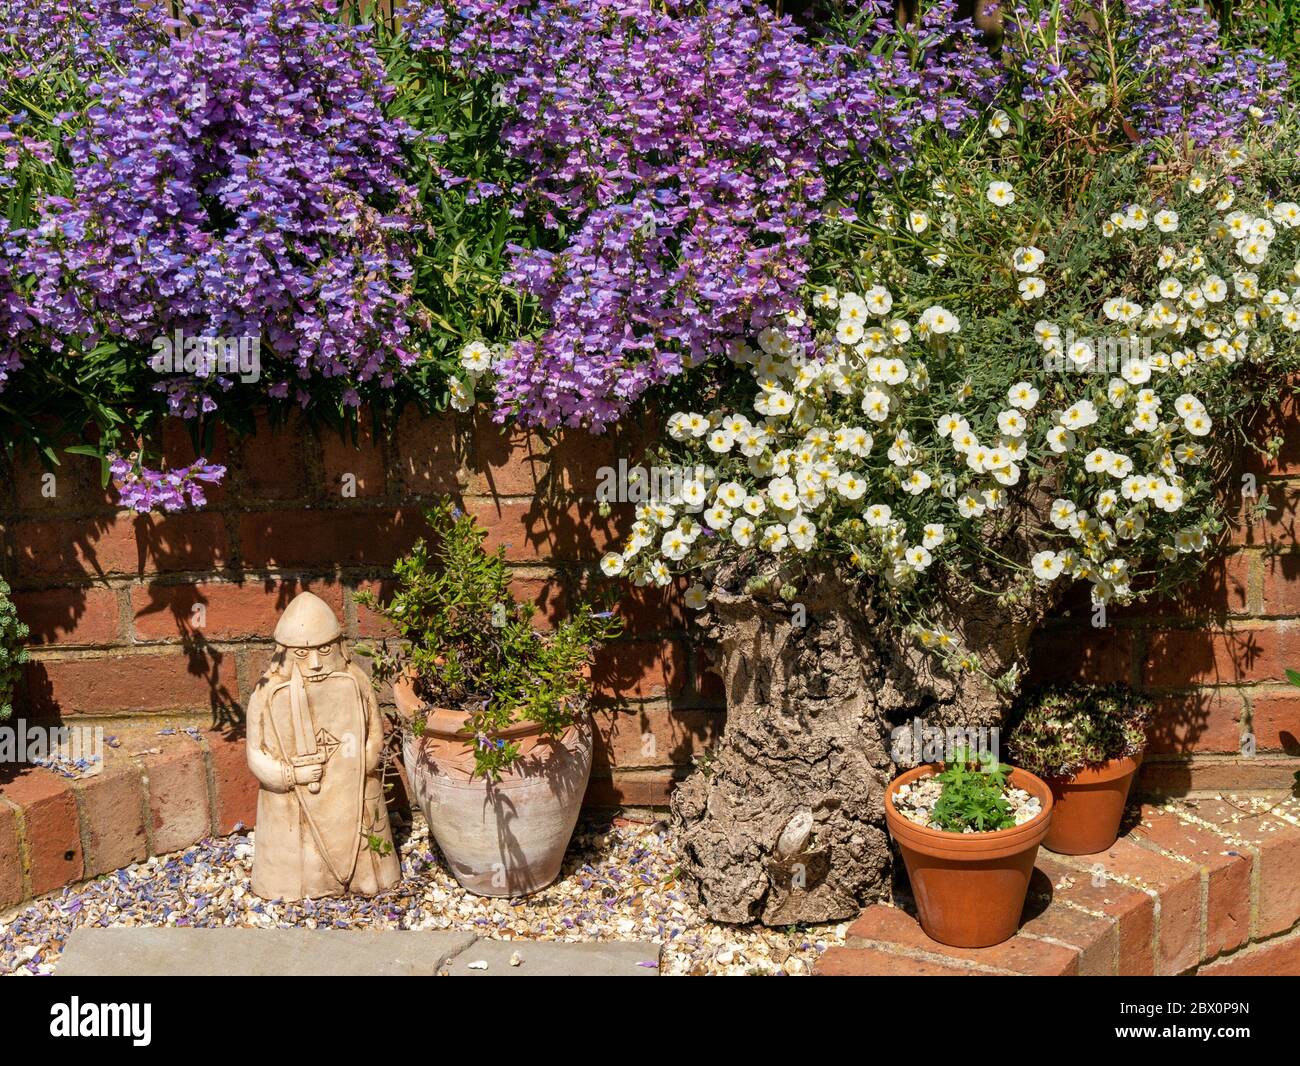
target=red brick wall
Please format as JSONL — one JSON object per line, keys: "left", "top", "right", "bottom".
{"left": 1, "top": 397, "right": 1298, "bottom": 812}
{"left": 1029, "top": 390, "right": 1300, "bottom": 796}
{"left": 0, "top": 410, "right": 717, "bottom": 812}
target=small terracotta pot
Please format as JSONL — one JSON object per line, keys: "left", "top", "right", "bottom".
{"left": 394, "top": 675, "right": 591, "bottom": 898}
{"left": 1042, "top": 752, "right": 1142, "bottom": 855}
{"left": 884, "top": 764, "right": 1053, "bottom": 948}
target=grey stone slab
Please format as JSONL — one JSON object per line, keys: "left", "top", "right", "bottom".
{"left": 56, "top": 927, "right": 478, "bottom": 976}
{"left": 443, "top": 938, "right": 661, "bottom": 976}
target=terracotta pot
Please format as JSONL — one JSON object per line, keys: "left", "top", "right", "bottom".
{"left": 1042, "top": 752, "right": 1142, "bottom": 855}
{"left": 884, "top": 764, "right": 1054, "bottom": 948}
{"left": 394, "top": 675, "right": 591, "bottom": 897}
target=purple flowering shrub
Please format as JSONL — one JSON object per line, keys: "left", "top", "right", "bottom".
{"left": 25, "top": 0, "right": 419, "bottom": 413}
{"left": 1001, "top": 1, "right": 1286, "bottom": 148}
{"left": 2, "top": 0, "right": 418, "bottom": 508}
{"left": 409, "top": 0, "right": 1002, "bottom": 430}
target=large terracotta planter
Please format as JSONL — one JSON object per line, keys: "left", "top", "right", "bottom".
{"left": 884, "top": 764, "right": 1054, "bottom": 948}
{"left": 393, "top": 675, "right": 591, "bottom": 897}
{"left": 1042, "top": 752, "right": 1142, "bottom": 855}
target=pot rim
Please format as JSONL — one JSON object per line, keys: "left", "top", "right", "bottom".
{"left": 884, "top": 763, "right": 1054, "bottom": 853}
{"left": 392, "top": 673, "right": 586, "bottom": 742}
{"left": 1042, "top": 749, "right": 1144, "bottom": 787}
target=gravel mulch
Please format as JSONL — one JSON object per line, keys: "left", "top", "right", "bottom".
{"left": 0, "top": 817, "right": 844, "bottom": 976}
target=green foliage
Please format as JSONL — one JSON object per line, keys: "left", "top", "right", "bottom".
{"left": 356, "top": 501, "right": 622, "bottom": 777}
{"left": 928, "top": 747, "right": 1018, "bottom": 832}
{"left": 1217, "top": 0, "right": 1300, "bottom": 73}
{"left": 1007, "top": 684, "right": 1153, "bottom": 779}
{"left": 369, "top": 17, "right": 541, "bottom": 411}
{"left": 0, "top": 576, "right": 29, "bottom": 720}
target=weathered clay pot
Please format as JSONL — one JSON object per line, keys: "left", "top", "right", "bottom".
{"left": 394, "top": 675, "right": 591, "bottom": 897}
{"left": 1042, "top": 752, "right": 1142, "bottom": 855}
{"left": 884, "top": 764, "right": 1054, "bottom": 948}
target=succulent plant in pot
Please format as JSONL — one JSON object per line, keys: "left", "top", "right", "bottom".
{"left": 356, "top": 501, "right": 622, "bottom": 897}
{"left": 1007, "top": 685, "right": 1153, "bottom": 856}
{"left": 884, "top": 747, "right": 1054, "bottom": 948}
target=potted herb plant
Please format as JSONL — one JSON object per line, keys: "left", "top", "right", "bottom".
{"left": 357, "top": 501, "right": 622, "bottom": 897}
{"left": 884, "top": 749, "right": 1053, "bottom": 948}
{"left": 1007, "top": 685, "right": 1152, "bottom": 855}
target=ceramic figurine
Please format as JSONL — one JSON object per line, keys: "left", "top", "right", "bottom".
{"left": 246, "top": 592, "right": 400, "bottom": 900}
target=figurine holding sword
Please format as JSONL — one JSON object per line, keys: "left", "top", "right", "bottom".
{"left": 246, "top": 592, "right": 400, "bottom": 900}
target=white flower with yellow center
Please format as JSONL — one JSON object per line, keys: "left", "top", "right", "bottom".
{"left": 1121, "top": 359, "right": 1152, "bottom": 385}
{"left": 760, "top": 524, "right": 789, "bottom": 553}
{"left": 1019, "top": 277, "right": 1046, "bottom": 301}
{"left": 1183, "top": 410, "right": 1212, "bottom": 436}
{"left": 1154, "top": 481, "right": 1185, "bottom": 512}
{"left": 1008, "top": 382, "right": 1039, "bottom": 410}
{"left": 683, "top": 584, "right": 708, "bottom": 610}
{"left": 839, "top": 293, "right": 867, "bottom": 321}
{"left": 1061, "top": 400, "right": 1099, "bottom": 430}
{"left": 997, "top": 409, "right": 1027, "bottom": 437}
{"left": 707, "top": 428, "right": 735, "bottom": 453}
{"left": 905, "top": 545, "right": 932, "bottom": 570}
{"left": 988, "top": 109, "right": 1011, "bottom": 138}
{"left": 861, "top": 388, "right": 892, "bottom": 422}
{"left": 922, "top": 523, "right": 946, "bottom": 549}
{"left": 703, "top": 504, "right": 732, "bottom": 530}
{"left": 836, "top": 319, "right": 864, "bottom": 346}
{"left": 864, "top": 503, "right": 893, "bottom": 528}
{"left": 1237, "top": 236, "right": 1270, "bottom": 265}
{"left": 1013, "top": 246, "right": 1045, "bottom": 273}
{"left": 1272, "top": 202, "right": 1300, "bottom": 228}
{"left": 907, "top": 210, "right": 929, "bottom": 234}
{"left": 1107, "top": 453, "right": 1134, "bottom": 478}
{"left": 1154, "top": 209, "right": 1179, "bottom": 232}
{"left": 1031, "top": 551, "right": 1064, "bottom": 581}
{"left": 460, "top": 340, "right": 493, "bottom": 373}
{"left": 1084, "top": 448, "right": 1112, "bottom": 473}
{"left": 660, "top": 529, "right": 690, "bottom": 561}
{"left": 814, "top": 287, "right": 839, "bottom": 310}
{"left": 1159, "top": 277, "right": 1183, "bottom": 300}
{"left": 902, "top": 469, "right": 932, "bottom": 495}
{"left": 1120, "top": 475, "right": 1149, "bottom": 502}
{"left": 767, "top": 476, "right": 798, "bottom": 511}
{"left": 448, "top": 377, "right": 473, "bottom": 411}
{"left": 986, "top": 180, "right": 1015, "bottom": 207}
{"left": 1045, "top": 425, "right": 1075, "bottom": 454}
{"left": 599, "top": 552, "right": 625, "bottom": 577}
{"left": 1112, "top": 509, "right": 1144, "bottom": 538}
{"left": 918, "top": 305, "right": 960, "bottom": 337}
{"left": 957, "top": 492, "right": 986, "bottom": 518}
{"left": 836, "top": 471, "right": 867, "bottom": 500}
{"left": 1050, "top": 499, "right": 1077, "bottom": 529}
{"left": 864, "top": 286, "right": 894, "bottom": 316}
{"left": 1130, "top": 408, "right": 1159, "bottom": 433}
{"left": 788, "top": 515, "right": 817, "bottom": 550}
{"left": 680, "top": 479, "right": 708, "bottom": 509}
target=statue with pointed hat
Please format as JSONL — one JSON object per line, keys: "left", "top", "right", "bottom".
{"left": 246, "top": 591, "right": 400, "bottom": 900}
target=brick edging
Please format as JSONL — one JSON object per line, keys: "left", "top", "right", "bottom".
{"left": 816, "top": 797, "right": 1300, "bottom": 976}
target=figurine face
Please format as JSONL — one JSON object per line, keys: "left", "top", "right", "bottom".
{"left": 285, "top": 641, "right": 347, "bottom": 680}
